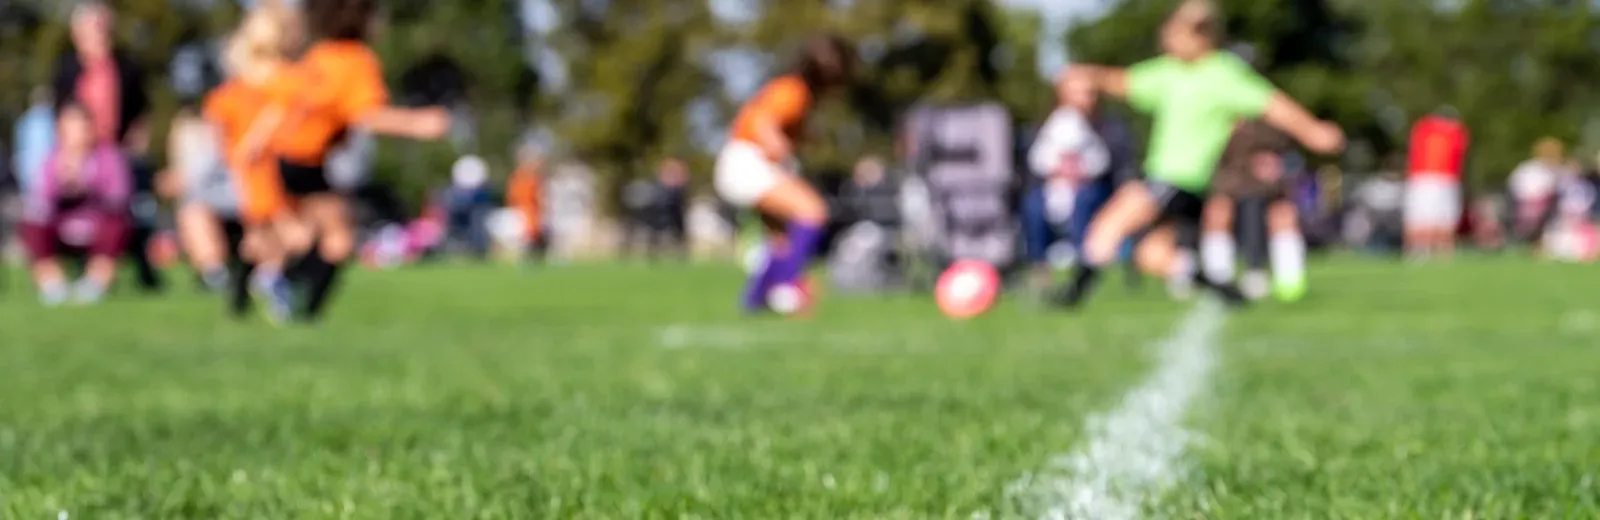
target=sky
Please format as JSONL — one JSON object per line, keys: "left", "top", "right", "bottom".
{"left": 517, "top": 0, "right": 1119, "bottom": 98}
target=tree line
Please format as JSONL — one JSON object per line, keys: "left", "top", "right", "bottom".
{"left": 2, "top": 0, "right": 1597, "bottom": 208}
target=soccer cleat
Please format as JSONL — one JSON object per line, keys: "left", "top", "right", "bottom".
{"left": 1045, "top": 284, "right": 1081, "bottom": 311}
{"left": 202, "top": 268, "right": 231, "bottom": 293}
{"left": 1240, "top": 271, "right": 1270, "bottom": 301}
{"left": 1193, "top": 273, "right": 1250, "bottom": 308}
{"left": 252, "top": 272, "right": 295, "bottom": 325}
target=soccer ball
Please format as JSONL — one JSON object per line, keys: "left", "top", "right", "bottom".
{"left": 935, "top": 260, "right": 1000, "bottom": 319}
{"left": 767, "top": 279, "right": 814, "bottom": 315}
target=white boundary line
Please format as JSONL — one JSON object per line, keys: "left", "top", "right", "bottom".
{"left": 1009, "top": 300, "right": 1226, "bottom": 520}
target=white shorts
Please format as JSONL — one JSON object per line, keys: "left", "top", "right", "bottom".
{"left": 714, "top": 141, "right": 786, "bottom": 208}
{"left": 1404, "top": 176, "right": 1462, "bottom": 229}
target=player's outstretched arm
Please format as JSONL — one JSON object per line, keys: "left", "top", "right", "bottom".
{"left": 359, "top": 106, "right": 451, "bottom": 141}
{"left": 1060, "top": 65, "right": 1130, "bottom": 99}
{"left": 1261, "top": 93, "right": 1344, "bottom": 155}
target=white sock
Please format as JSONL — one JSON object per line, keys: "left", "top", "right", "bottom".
{"left": 1200, "top": 232, "right": 1236, "bottom": 282}
{"left": 1270, "top": 232, "right": 1306, "bottom": 285}
{"left": 1166, "top": 251, "right": 1195, "bottom": 300}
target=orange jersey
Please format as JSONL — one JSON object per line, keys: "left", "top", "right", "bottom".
{"left": 506, "top": 168, "right": 543, "bottom": 240}
{"left": 205, "top": 79, "right": 288, "bottom": 222}
{"left": 729, "top": 75, "right": 813, "bottom": 148}
{"left": 270, "top": 41, "right": 391, "bottom": 164}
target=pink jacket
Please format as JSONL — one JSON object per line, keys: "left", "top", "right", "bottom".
{"left": 23, "top": 145, "right": 130, "bottom": 223}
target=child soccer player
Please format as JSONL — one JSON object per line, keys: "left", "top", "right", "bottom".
{"left": 1047, "top": 0, "right": 1344, "bottom": 310}
{"left": 1202, "top": 120, "right": 1309, "bottom": 301}
{"left": 266, "top": 0, "right": 450, "bottom": 322}
{"left": 714, "top": 34, "right": 855, "bottom": 314}
{"left": 205, "top": 3, "right": 301, "bottom": 321}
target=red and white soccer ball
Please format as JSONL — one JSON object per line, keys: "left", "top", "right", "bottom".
{"left": 767, "top": 277, "right": 815, "bottom": 316}
{"left": 935, "top": 260, "right": 1000, "bottom": 319}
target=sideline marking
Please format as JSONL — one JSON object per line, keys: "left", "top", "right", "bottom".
{"left": 1009, "top": 301, "right": 1226, "bottom": 520}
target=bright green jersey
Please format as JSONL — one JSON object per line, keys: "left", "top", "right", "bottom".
{"left": 1125, "top": 52, "right": 1275, "bottom": 192}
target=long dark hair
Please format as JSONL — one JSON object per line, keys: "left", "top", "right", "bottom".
{"left": 305, "top": 0, "right": 374, "bottom": 41}
{"left": 795, "top": 33, "right": 855, "bottom": 91}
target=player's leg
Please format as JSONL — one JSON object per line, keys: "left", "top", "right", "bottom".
{"left": 76, "top": 211, "right": 130, "bottom": 304}
{"left": 240, "top": 169, "right": 297, "bottom": 322}
{"left": 751, "top": 175, "right": 827, "bottom": 309}
{"left": 1019, "top": 185, "right": 1055, "bottom": 292}
{"left": 1235, "top": 196, "right": 1271, "bottom": 300}
{"left": 222, "top": 217, "right": 256, "bottom": 317}
{"left": 1048, "top": 181, "right": 1160, "bottom": 309}
{"left": 19, "top": 221, "right": 68, "bottom": 305}
{"left": 298, "top": 192, "right": 355, "bottom": 321}
{"left": 1134, "top": 223, "right": 1181, "bottom": 276}
{"left": 1265, "top": 198, "right": 1307, "bottom": 301}
{"left": 1200, "top": 194, "right": 1237, "bottom": 282}
{"left": 715, "top": 142, "right": 824, "bottom": 312}
{"left": 1435, "top": 179, "right": 1462, "bottom": 258}
{"left": 1402, "top": 177, "right": 1430, "bottom": 260}
{"left": 177, "top": 201, "right": 230, "bottom": 291}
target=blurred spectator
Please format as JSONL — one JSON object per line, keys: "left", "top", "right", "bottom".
{"left": 839, "top": 155, "right": 900, "bottom": 228}
{"left": 1469, "top": 194, "right": 1507, "bottom": 251}
{"left": 441, "top": 155, "right": 493, "bottom": 259}
{"left": 622, "top": 158, "right": 689, "bottom": 261}
{"left": 13, "top": 87, "right": 55, "bottom": 194}
{"left": 54, "top": 2, "right": 161, "bottom": 292}
{"left": 1344, "top": 171, "right": 1405, "bottom": 253}
{"left": 1586, "top": 153, "right": 1600, "bottom": 221}
{"left": 828, "top": 156, "right": 905, "bottom": 292}
{"left": 505, "top": 145, "right": 546, "bottom": 261}
{"left": 53, "top": 2, "right": 149, "bottom": 153}
{"left": 1023, "top": 73, "right": 1135, "bottom": 291}
{"left": 1402, "top": 112, "right": 1468, "bottom": 259}
{"left": 1508, "top": 138, "right": 1570, "bottom": 243}
{"left": 160, "top": 107, "right": 237, "bottom": 292}
{"left": 19, "top": 103, "right": 130, "bottom": 306}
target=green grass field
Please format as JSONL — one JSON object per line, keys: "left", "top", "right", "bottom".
{"left": 3, "top": 258, "right": 1598, "bottom": 519}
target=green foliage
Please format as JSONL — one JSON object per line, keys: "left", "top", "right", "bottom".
{"left": 6, "top": 0, "right": 1600, "bottom": 203}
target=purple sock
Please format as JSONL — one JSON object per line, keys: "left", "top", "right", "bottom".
{"left": 767, "top": 222, "right": 823, "bottom": 286}
{"left": 741, "top": 245, "right": 783, "bottom": 311}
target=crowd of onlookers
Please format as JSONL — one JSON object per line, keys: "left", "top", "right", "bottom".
{"left": 1341, "top": 137, "right": 1600, "bottom": 261}
{"left": 2, "top": 4, "right": 1595, "bottom": 307}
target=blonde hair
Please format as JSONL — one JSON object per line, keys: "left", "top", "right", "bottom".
{"left": 223, "top": 3, "right": 296, "bottom": 83}
{"left": 1534, "top": 137, "right": 1564, "bottom": 161}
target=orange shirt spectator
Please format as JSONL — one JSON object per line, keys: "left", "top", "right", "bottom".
{"left": 507, "top": 160, "right": 543, "bottom": 244}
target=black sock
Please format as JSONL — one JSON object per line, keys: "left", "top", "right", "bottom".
{"left": 302, "top": 257, "right": 345, "bottom": 321}
{"left": 228, "top": 262, "right": 255, "bottom": 317}
{"left": 287, "top": 253, "right": 318, "bottom": 283}
{"left": 1051, "top": 263, "right": 1101, "bottom": 308}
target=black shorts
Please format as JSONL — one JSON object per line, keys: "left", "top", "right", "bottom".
{"left": 1145, "top": 180, "right": 1207, "bottom": 250}
{"left": 1148, "top": 180, "right": 1207, "bottom": 225}
{"left": 279, "top": 160, "right": 333, "bottom": 196}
